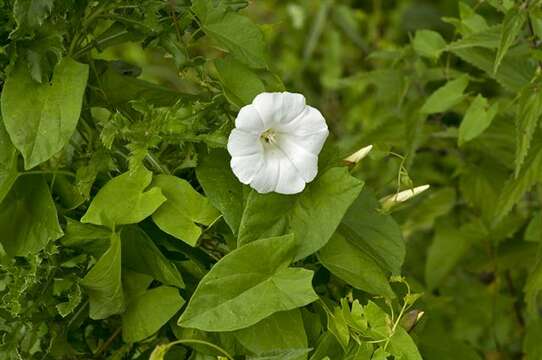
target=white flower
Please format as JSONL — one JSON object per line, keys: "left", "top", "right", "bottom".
{"left": 227, "top": 92, "right": 329, "bottom": 195}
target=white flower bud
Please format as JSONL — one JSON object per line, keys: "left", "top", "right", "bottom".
{"left": 344, "top": 144, "right": 373, "bottom": 164}
{"left": 381, "top": 185, "right": 430, "bottom": 206}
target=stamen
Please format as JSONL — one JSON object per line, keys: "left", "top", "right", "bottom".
{"left": 260, "top": 129, "right": 277, "bottom": 144}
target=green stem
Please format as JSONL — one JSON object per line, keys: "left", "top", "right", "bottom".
{"left": 157, "top": 339, "right": 234, "bottom": 360}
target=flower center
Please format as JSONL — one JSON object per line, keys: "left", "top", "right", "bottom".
{"left": 260, "top": 128, "right": 277, "bottom": 145}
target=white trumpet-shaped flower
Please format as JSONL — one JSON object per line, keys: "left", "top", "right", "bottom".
{"left": 227, "top": 92, "right": 329, "bottom": 194}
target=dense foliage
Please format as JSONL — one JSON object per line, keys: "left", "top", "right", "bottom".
{"left": 1, "top": 0, "right": 542, "bottom": 359}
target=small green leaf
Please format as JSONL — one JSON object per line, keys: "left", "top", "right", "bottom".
{"left": 1, "top": 57, "right": 89, "bottom": 169}
{"left": 494, "top": 8, "right": 526, "bottom": 74}
{"left": 412, "top": 30, "right": 447, "bottom": 60}
{"left": 151, "top": 175, "right": 220, "bottom": 246}
{"left": 196, "top": 149, "right": 245, "bottom": 234}
{"left": 388, "top": 327, "right": 422, "bottom": 360}
{"left": 121, "top": 225, "right": 184, "bottom": 288}
{"left": 215, "top": 56, "right": 265, "bottom": 107}
{"left": 238, "top": 167, "right": 363, "bottom": 260}
{"left": 178, "top": 234, "right": 318, "bottom": 331}
{"left": 420, "top": 75, "right": 469, "bottom": 114}
{"left": 122, "top": 286, "right": 185, "bottom": 343}
{"left": 11, "top": 0, "right": 54, "bottom": 35}
{"left": 81, "top": 232, "right": 124, "bottom": 320}
{"left": 81, "top": 167, "right": 166, "bottom": 227}
{"left": 459, "top": 94, "right": 498, "bottom": 146}
{"left": 0, "top": 176, "right": 63, "bottom": 256}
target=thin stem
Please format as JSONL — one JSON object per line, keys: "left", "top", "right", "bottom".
{"left": 158, "top": 339, "right": 235, "bottom": 360}
{"left": 19, "top": 170, "right": 76, "bottom": 178}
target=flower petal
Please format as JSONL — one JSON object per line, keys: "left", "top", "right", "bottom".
{"left": 276, "top": 106, "right": 328, "bottom": 136}
{"left": 231, "top": 153, "right": 263, "bottom": 184}
{"left": 235, "top": 104, "right": 266, "bottom": 133}
{"left": 253, "top": 92, "right": 306, "bottom": 127}
{"left": 275, "top": 156, "right": 306, "bottom": 194}
{"left": 249, "top": 148, "right": 282, "bottom": 193}
{"left": 227, "top": 129, "right": 262, "bottom": 157}
{"left": 275, "top": 135, "right": 319, "bottom": 182}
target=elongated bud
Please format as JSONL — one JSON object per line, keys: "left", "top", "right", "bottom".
{"left": 344, "top": 144, "right": 373, "bottom": 164}
{"left": 381, "top": 185, "right": 430, "bottom": 207}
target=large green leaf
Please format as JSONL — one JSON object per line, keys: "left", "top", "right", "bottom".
{"left": 339, "top": 189, "right": 405, "bottom": 274}
{"left": 192, "top": 0, "right": 268, "bottom": 68}
{"left": 81, "top": 167, "right": 166, "bottom": 227}
{"left": 420, "top": 75, "right": 469, "bottom": 114}
{"left": 525, "top": 243, "right": 542, "bottom": 317}
{"left": 122, "top": 286, "right": 185, "bottom": 343}
{"left": 0, "top": 176, "right": 63, "bottom": 256}
{"left": 151, "top": 175, "right": 220, "bottom": 246}
{"left": 238, "top": 167, "right": 363, "bottom": 260}
{"left": 234, "top": 310, "right": 308, "bottom": 359}
{"left": 81, "top": 232, "right": 124, "bottom": 320}
{"left": 388, "top": 327, "right": 422, "bottom": 360}
{"left": 121, "top": 225, "right": 184, "bottom": 288}
{"left": 0, "top": 119, "right": 18, "bottom": 204}
{"left": 196, "top": 149, "right": 245, "bottom": 234}
{"left": 178, "top": 234, "right": 318, "bottom": 331}
{"left": 0, "top": 57, "right": 88, "bottom": 169}
{"left": 215, "top": 56, "right": 265, "bottom": 107}
{"left": 318, "top": 233, "right": 394, "bottom": 297}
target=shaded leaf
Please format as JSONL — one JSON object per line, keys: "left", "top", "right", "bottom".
{"left": 420, "top": 75, "right": 469, "bottom": 114}
{"left": 0, "top": 176, "right": 63, "bottom": 256}
{"left": 1, "top": 57, "right": 88, "bottom": 169}
{"left": 122, "top": 286, "right": 185, "bottom": 343}
{"left": 81, "top": 232, "right": 124, "bottom": 320}
{"left": 196, "top": 149, "right": 245, "bottom": 234}
{"left": 215, "top": 56, "right": 265, "bottom": 107}
{"left": 458, "top": 94, "right": 498, "bottom": 146}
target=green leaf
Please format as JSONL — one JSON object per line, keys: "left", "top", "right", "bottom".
{"left": 0, "top": 57, "right": 89, "bottom": 169}
{"left": 388, "top": 327, "right": 422, "bottom": 360}
{"left": 525, "top": 243, "right": 542, "bottom": 317}
{"left": 151, "top": 175, "right": 219, "bottom": 246}
{"left": 420, "top": 75, "right": 469, "bottom": 114}
{"left": 238, "top": 167, "right": 363, "bottom": 260}
{"left": 450, "top": 47, "right": 535, "bottom": 92}
{"left": 60, "top": 218, "right": 111, "bottom": 257}
{"left": 402, "top": 187, "right": 456, "bottom": 237}
{"left": 11, "top": 0, "right": 54, "bottom": 36}
{"left": 215, "top": 56, "right": 265, "bottom": 107}
{"left": 494, "top": 139, "right": 542, "bottom": 223}
{"left": 515, "top": 86, "right": 542, "bottom": 177}
{"left": 81, "top": 232, "right": 124, "bottom": 320}
{"left": 234, "top": 310, "right": 308, "bottom": 358}
{"left": 524, "top": 318, "right": 542, "bottom": 359}
{"left": 339, "top": 189, "right": 405, "bottom": 274}
{"left": 412, "top": 30, "right": 447, "bottom": 60}
{"left": 0, "top": 119, "right": 18, "bottom": 204}
{"left": 193, "top": 0, "right": 268, "bottom": 68}
{"left": 19, "top": 26, "right": 64, "bottom": 83}
{"left": 318, "top": 233, "right": 394, "bottom": 297}
{"left": 196, "top": 149, "right": 245, "bottom": 234}
{"left": 425, "top": 221, "right": 470, "bottom": 290}
{"left": 121, "top": 225, "right": 184, "bottom": 288}
{"left": 494, "top": 8, "right": 526, "bottom": 74}
{"left": 178, "top": 234, "right": 318, "bottom": 331}
{"left": 0, "top": 176, "right": 63, "bottom": 256}
{"left": 458, "top": 94, "right": 498, "bottom": 146}
{"left": 81, "top": 167, "right": 166, "bottom": 227}
{"left": 122, "top": 286, "right": 185, "bottom": 343}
